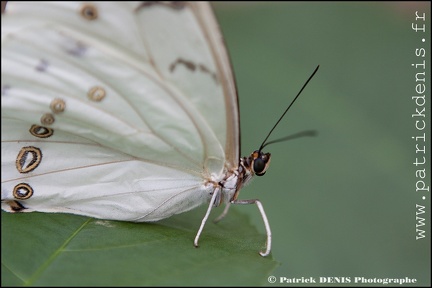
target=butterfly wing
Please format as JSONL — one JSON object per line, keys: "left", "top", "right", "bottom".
{"left": 1, "top": 1, "right": 239, "bottom": 221}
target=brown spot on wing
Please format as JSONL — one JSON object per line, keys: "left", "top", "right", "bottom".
{"left": 50, "top": 98, "right": 66, "bottom": 114}
{"left": 170, "top": 58, "right": 218, "bottom": 83}
{"left": 41, "top": 113, "right": 55, "bottom": 125}
{"left": 16, "top": 146, "right": 42, "bottom": 174}
{"left": 80, "top": 3, "right": 98, "bottom": 20}
{"left": 88, "top": 86, "right": 106, "bottom": 101}
{"left": 13, "top": 183, "right": 34, "bottom": 200}
{"left": 29, "top": 125, "right": 54, "bottom": 138}
{"left": 4, "top": 200, "right": 26, "bottom": 212}
{"left": 169, "top": 58, "right": 196, "bottom": 72}
{"left": 198, "top": 64, "right": 217, "bottom": 82}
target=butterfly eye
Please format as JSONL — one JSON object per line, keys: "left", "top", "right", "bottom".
{"left": 253, "top": 158, "right": 266, "bottom": 175}
{"left": 252, "top": 152, "right": 271, "bottom": 176}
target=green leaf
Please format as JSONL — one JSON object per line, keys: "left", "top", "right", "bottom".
{"left": 1, "top": 207, "right": 278, "bottom": 286}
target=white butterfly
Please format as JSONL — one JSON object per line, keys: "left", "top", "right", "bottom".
{"left": 1, "top": 1, "right": 318, "bottom": 257}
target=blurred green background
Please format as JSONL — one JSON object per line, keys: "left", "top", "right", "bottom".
{"left": 213, "top": 1, "right": 430, "bottom": 286}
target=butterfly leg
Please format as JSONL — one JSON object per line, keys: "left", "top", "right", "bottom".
{"left": 213, "top": 202, "right": 231, "bottom": 223}
{"left": 194, "top": 187, "right": 221, "bottom": 248}
{"left": 232, "top": 199, "right": 272, "bottom": 257}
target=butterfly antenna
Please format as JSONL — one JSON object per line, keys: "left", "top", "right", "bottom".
{"left": 259, "top": 65, "right": 320, "bottom": 152}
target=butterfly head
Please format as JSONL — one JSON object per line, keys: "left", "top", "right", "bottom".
{"left": 249, "top": 150, "right": 271, "bottom": 176}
